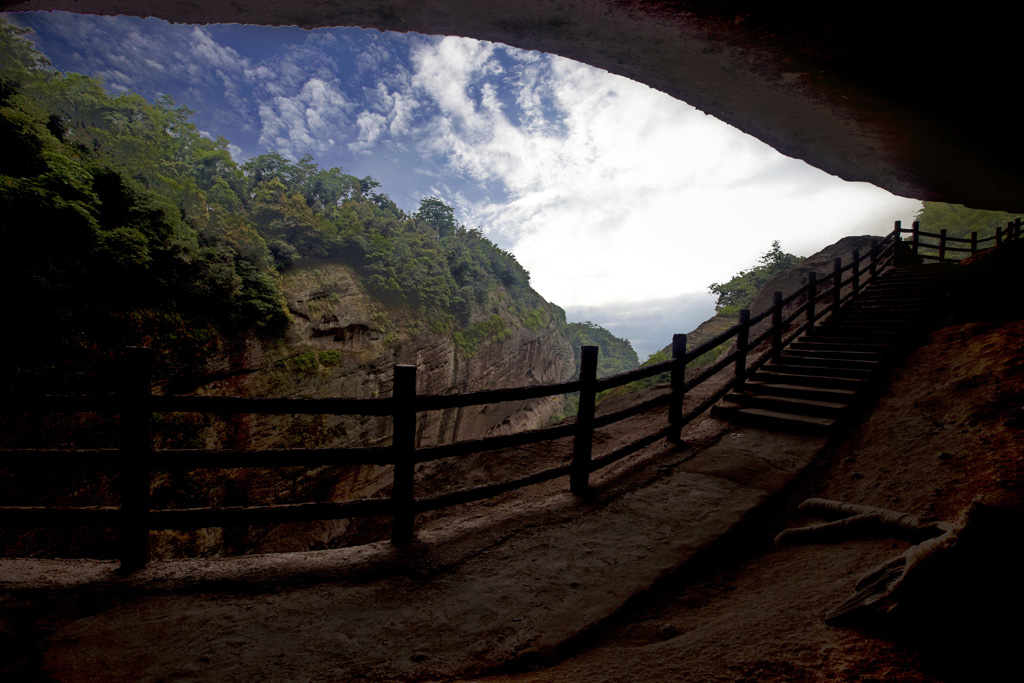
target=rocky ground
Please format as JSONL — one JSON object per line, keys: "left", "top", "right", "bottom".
{"left": 458, "top": 317, "right": 1024, "bottom": 683}
{"left": 1, "top": 313, "right": 1021, "bottom": 682}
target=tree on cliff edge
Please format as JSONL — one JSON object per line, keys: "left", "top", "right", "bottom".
{"left": 708, "top": 241, "right": 803, "bottom": 317}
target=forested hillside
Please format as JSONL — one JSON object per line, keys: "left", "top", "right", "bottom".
{"left": 0, "top": 20, "right": 599, "bottom": 393}
{"left": 915, "top": 202, "right": 1019, "bottom": 242}
{"left": 557, "top": 317, "right": 638, "bottom": 380}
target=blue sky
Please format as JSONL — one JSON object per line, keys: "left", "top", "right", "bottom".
{"left": 6, "top": 11, "right": 923, "bottom": 359}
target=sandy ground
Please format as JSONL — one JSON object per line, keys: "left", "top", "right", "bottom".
{"left": 1, "top": 317, "right": 1021, "bottom": 682}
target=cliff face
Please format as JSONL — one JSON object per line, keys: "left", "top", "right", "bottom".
{"left": 212, "top": 261, "right": 575, "bottom": 444}
{"left": 146, "top": 261, "right": 576, "bottom": 557}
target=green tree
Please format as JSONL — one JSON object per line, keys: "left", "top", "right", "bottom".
{"left": 709, "top": 241, "right": 803, "bottom": 316}
{"left": 241, "top": 152, "right": 293, "bottom": 194}
{"left": 249, "top": 178, "right": 328, "bottom": 261}
{"left": 0, "top": 20, "right": 51, "bottom": 82}
{"left": 415, "top": 197, "right": 457, "bottom": 238}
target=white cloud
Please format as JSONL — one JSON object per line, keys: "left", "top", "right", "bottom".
{"left": 351, "top": 110, "right": 388, "bottom": 152}
{"left": 191, "top": 27, "right": 247, "bottom": 72}
{"left": 17, "top": 14, "right": 922, "bottom": 353}
{"left": 396, "top": 38, "right": 921, "bottom": 313}
{"left": 258, "top": 77, "right": 350, "bottom": 159}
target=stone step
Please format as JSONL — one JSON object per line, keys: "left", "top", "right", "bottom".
{"left": 783, "top": 348, "right": 887, "bottom": 362}
{"left": 740, "top": 380, "right": 860, "bottom": 403}
{"left": 857, "top": 284, "right": 937, "bottom": 292}
{"left": 767, "top": 362, "right": 876, "bottom": 378}
{"left": 855, "top": 288, "right": 937, "bottom": 298}
{"left": 810, "top": 327, "right": 907, "bottom": 340}
{"left": 834, "top": 315, "right": 918, "bottom": 324}
{"left": 809, "top": 326, "right": 905, "bottom": 338}
{"left": 846, "top": 301, "right": 929, "bottom": 311}
{"left": 723, "top": 391, "right": 852, "bottom": 418}
{"left": 818, "top": 320, "right": 912, "bottom": 332}
{"left": 789, "top": 341, "right": 891, "bottom": 354}
{"left": 860, "top": 279, "right": 939, "bottom": 288}
{"left": 713, "top": 264, "right": 952, "bottom": 435}
{"left": 840, "top": 303, "right": 925, "bottom": 312}
{"left": 751, "top": 369, "right": 871, "bottom": 390}
{"left": 711, "top": 403, "right": 837, "bottom": 435}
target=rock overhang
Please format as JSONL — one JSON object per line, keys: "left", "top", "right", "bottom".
{"left": 5, "top": 0, "right": 1022, "bottom": 211}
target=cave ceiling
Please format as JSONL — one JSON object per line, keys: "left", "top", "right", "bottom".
{"left": 5, "top": 1, "right": 1022, "bottom": 212}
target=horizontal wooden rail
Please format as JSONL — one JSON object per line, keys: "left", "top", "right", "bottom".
{"left": 2, "top": 217, "right": 1016, "bottom": 569}
{"left": 0, "top": 395, "right": 119, "bottom": 413}
{"left": 593, "top": 391, "right": 672, "bottom": 429}
{"left": 152, "top": 447, "right": 393, "bottom": 469}
{"left": 748, "top": 303, "right": 774, "bottom": 327}
{"left": 683, "top": 350, "right": 739, "bottom": 393}
{"left": 417, "top": 380, "right": 581, "bottom": 411}
{"left": 591, "top": 424, "right": 675, "bottom": 472}
{"left": 0, "top": 449, "right": 121, "bottom": 468}
{"left": 416, "top": 463, "right": 571, "bottom": 513}
{"left": 414, "top": 423, "right": 577, "bottom": 464}
{"left": 595, "top": 357, "right": 676, "bottom": 392}
{"left": 148, "top": 498, "right": 393, "bottom": 530}
{"left": 0, "top": 506, "right": 120, "bottom": 526}
{"left": 151, "top": 394, "right": 395, "bottom": 416}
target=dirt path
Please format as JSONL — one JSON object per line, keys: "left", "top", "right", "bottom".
{"left": 2, "top": 319, "right": 1021, "bottom": 682}
{"left": 457, "top": 318, "right": 1024, "bottom": 683}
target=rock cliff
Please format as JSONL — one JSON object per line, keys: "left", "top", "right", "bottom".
{"left": 147, "top": 260, "right": 576, "bottom": 556}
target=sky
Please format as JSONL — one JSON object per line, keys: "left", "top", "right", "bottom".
{"left": 5, "top": 11, "right": 923, "bottom": 359}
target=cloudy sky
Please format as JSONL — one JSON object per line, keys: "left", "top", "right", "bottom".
{"left": 6, "top": 11, "right": 922, "bottom": 358}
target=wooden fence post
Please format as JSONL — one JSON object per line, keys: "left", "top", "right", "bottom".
{"left": 735, "top": 309, "right": 751, "bottom": 386}
{"left": 571, "top": 345, "right": 599, "bottom": 495}
{"left": 831, "top": 257, "right": 842, "bottom": 314}
{"left": 771, "top": 292, "right": 783, "bottom": 363}
{"left": 997, "top": 225, "right": 1003, "bottom": 246}
{"left": 889, "top": 221, "right": 902, "bottom": 266}
{"left": 971, "top": 231, "right": 978, "bottom": 255}
{"left": 851, "top": 249, "right": 860, "bottom": 293}
{"left": 1014, "top": 218, "right": 1022, "bottom": 241}
{"left": 939, "top": 228, "right": 947, "bottom": 262}
{"left": 118, "top": 346, "right": 153, "bottom": 571}
{"left": 668, "top": 334, "right": 686, "bottom": 443}
{"left": 911, "top": 220, "right": 920, "bottom": 255}
{"left": 391, "top": 364, "right": 417, "bottom": 544}
{"left": 869, "top": 240, "right": 878, "bottom": 278}
{"left": 806, "top": 272, "right": 817, "bottom": 335}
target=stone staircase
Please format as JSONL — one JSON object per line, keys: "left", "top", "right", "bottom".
{"left": 712, "top": 264, "right": 953, "bottom": 434}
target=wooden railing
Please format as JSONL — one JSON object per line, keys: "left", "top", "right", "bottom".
{"left": 1, "top": 220, "right": 1018, "bottom": 569}
{"left": 903, "top": 217, "right": 1022, "bottom": 263}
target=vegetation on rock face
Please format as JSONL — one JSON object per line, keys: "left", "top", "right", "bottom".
{"left": 708, "top": 241, "right": 804, "bottom": 317}
{"left": 0, "top": 19, "right": 584, "bottom": 392}
{"left": 553, "top": 314, "right": 639, "bottom": 380}
{"left": 547, "top": 313, "right": 639, "bottom": 421}
{"left": 914, "top": 202, "right": 1019, "bottom": 257}
{"left": 1, "top": 20, "right": 288, "bottom": 390}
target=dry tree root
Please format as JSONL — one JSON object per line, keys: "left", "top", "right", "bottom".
{"left": 774, "top": 498, "right": 952, "bottom": 547}
{"left": 775, "top": 492, "right": 1023, "bottom": 626}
